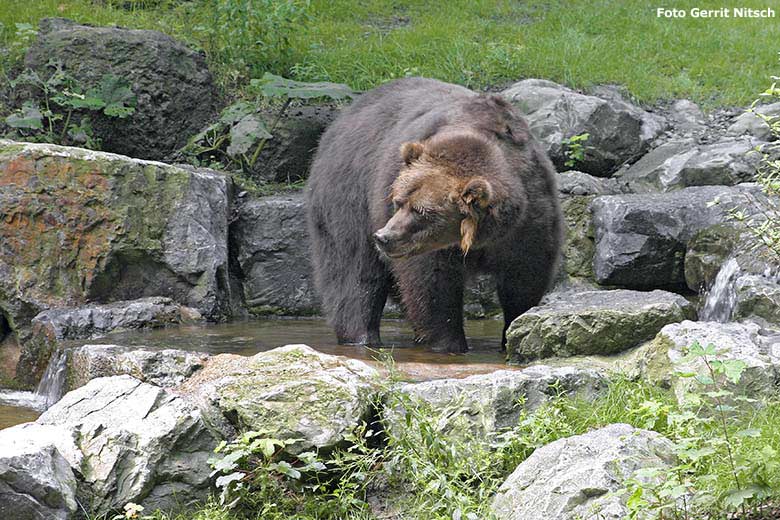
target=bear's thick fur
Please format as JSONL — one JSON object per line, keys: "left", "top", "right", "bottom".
{"left": 306, "top": 77, "right": 563, "bottom": 352}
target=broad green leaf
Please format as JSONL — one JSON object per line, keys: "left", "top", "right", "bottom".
{"left": 218, "top": 101, "right": 257, "bottom": 125}
{"left": 722, "top": 359, "right": 747, "bottom": 384}
{"left": 251, "top": 73, "right": 356, "bottom": 101}
{"left": 209, "top": 449, "right": 246, "bottom": 475}
{"left": 274, "top": 460, "right": 302, "bottom": 479}
{"left": 87, "top": 74, "right": 136, "bottom": 118}
{"left": 723, "top": 486, "right": 758, "bottom": 509}
{"left": 227, "top": 114, "right": 272, "bottom": 158}
{"left": 735, "top": 428, "right": 761, "bottom": 438}
{"left": 254, "top": 437, "right": 283, "bottom": 459}
{"left": 5, "top": 101, "right": 43, "bottom": 130}
{"left": 215, "top": 471, "right": 244, "bottom": 489}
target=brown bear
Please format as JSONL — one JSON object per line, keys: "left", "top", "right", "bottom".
{"left": 306, "top": 77, "right": 563, "bottom": 353}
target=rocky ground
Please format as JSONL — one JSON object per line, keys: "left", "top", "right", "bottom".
{"left": 1, "top": 17, "right": 780, "bottom": 520}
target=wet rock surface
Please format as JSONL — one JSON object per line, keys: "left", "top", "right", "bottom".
{"left": 506, "top": 289, "right": 693, "bottom": 364}
{"left": 492, "top": 423, "right": 676, "bottom": 520}
{"left": 232, "top": 193, "right": 318, "bottom": 315}
{"left": 17, "top": 297, "right": 200, "bottom": 386}
{"left": 68, "top": 344, "right": 210, "bottom": 391}
{"left": 24, "top": 18, "right": 219, "bottom": 160}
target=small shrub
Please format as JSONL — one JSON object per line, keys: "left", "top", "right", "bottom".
{"left": 562, "top": 132, "right": 590, "bottom": 168}
{"left": 4, "top": 61, "right": 136, "bottom": 149}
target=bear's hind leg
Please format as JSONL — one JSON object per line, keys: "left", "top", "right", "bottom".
{"left": 330, "top": 254, "right": 390, "bottom": 347}
{"left": 496, "top": 268, "right": 550, "bottom": 350}
{"left": 394, "top": 250, "right": 468, "bottom": 353}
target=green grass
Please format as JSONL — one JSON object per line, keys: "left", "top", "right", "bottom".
{"left": 2, "top": 0, "right": 780, "bottom": 106}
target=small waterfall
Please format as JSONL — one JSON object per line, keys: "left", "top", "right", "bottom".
{"left": 35, "top": 349, "right": 68, "bottom": 409}
{"left": 700, "top": 258, "right": 742, "bottom": 322}
{"left": 0, "top": 389, "right": 47, "bottom": 411}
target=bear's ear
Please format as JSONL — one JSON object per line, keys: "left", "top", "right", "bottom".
{"left": 400, "top": 142, "right": 425, "bottom": 166}
{"left": 460, "top": 178, "right": 493, "bottom": 211}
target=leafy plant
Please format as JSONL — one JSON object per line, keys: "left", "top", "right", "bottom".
{"left": 562, "top": 132, "right": 590, "bottom": 168}
{"left": 4, "top": 61, "right": 136, "bottom": 148}
{"left": 182, "top": 72, "right": 354, "bottom": 177}
{"left": 195, "top": 0, "right": 310, "bottom": 85}
{"left": 207, "top": 425, "right": 379, "bottom": 519}
{"left": 625, "top": 342, "right": 776, "bottom": 519}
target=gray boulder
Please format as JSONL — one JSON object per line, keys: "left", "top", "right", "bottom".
{"left": 733, "top": 274, "right": 780, "bottom": 324}
{"left": 31, "top": 297, "right": 198, "bottom": 340}
{"left": 232, "top": 193, "right": 318, "bottom": 315}
{"left": 620, "top": 138, "right": 762, "bottom": 193}
{"left": 591, "top": 185, "right": 760, "bottom": 288}
{"left": 506, "top": 289, "right": 693, "bottom": 364}
{"left": 386, "top": 365, "right": 606, "bottom": 439}
{"left": 557, "top": 170, "right": 624, "bottom": 196}
{"left": 175, "top": 344, "right": 379, "bottom": 453}
{"left": 0, "top": 140, "right": 235, "bottom": 365}
{"left": 638, "top": 320, "right": 780, "bottom": 402}
{"left": 17, "top": 297, "right": 200, "bottom": 387}
{"left": 727, "top": 102, "right": 780, "bottom": 141}
{"left": 502, "top": 79, "right": 665, "bottom": 176}
{"left": 492, "top": 423, "right": 676, "bottom": 520}
{"left": 0, "top": 423, "right": 79, "bottom": 520}
{"left": 68, "top": 344, "right": 210, "bottom": 391}
{"left": 252, "top": 104, "right": 338, "bottom": 183}
{"left": 24, "top": 18, "right": 219, "bottom": 160}
{"left": 667, "top": 99, "right": 707, "bottom": 135}
{"left": 37, "top": 375, "right": 220, "bottom": 514}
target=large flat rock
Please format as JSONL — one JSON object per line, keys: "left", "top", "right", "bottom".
{"left": 68, "top": 344, "right": 210, "bottom": 391}
{"left": 506, "top": 289, "right": 694, "bottom": 364}
{"left": 385, "top": 365, "right": 606, "bottom": 439}
{"left": 0, "top": 423, "right": 79, "bottom": 520}
{"left": 17, "top": 297, "right": 201, "bottom": 387}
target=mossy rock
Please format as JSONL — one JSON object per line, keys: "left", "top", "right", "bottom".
{"left": 176, "top": 344, "right": 380, "bottom": 454}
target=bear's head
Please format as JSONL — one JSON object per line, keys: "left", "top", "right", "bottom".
{"left": 373, "top": 129, "right": 527, "bottom": 259}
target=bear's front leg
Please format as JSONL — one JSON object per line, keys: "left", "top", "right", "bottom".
{"left": 392, "top": 250, "right": 468, "bottom": 353}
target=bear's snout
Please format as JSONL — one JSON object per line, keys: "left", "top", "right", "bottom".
{"left": 373, "top": 228, "right": 407, "bottom": 257}
{"left": 373, "top": 230, "right": 391, "bottom": 246}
